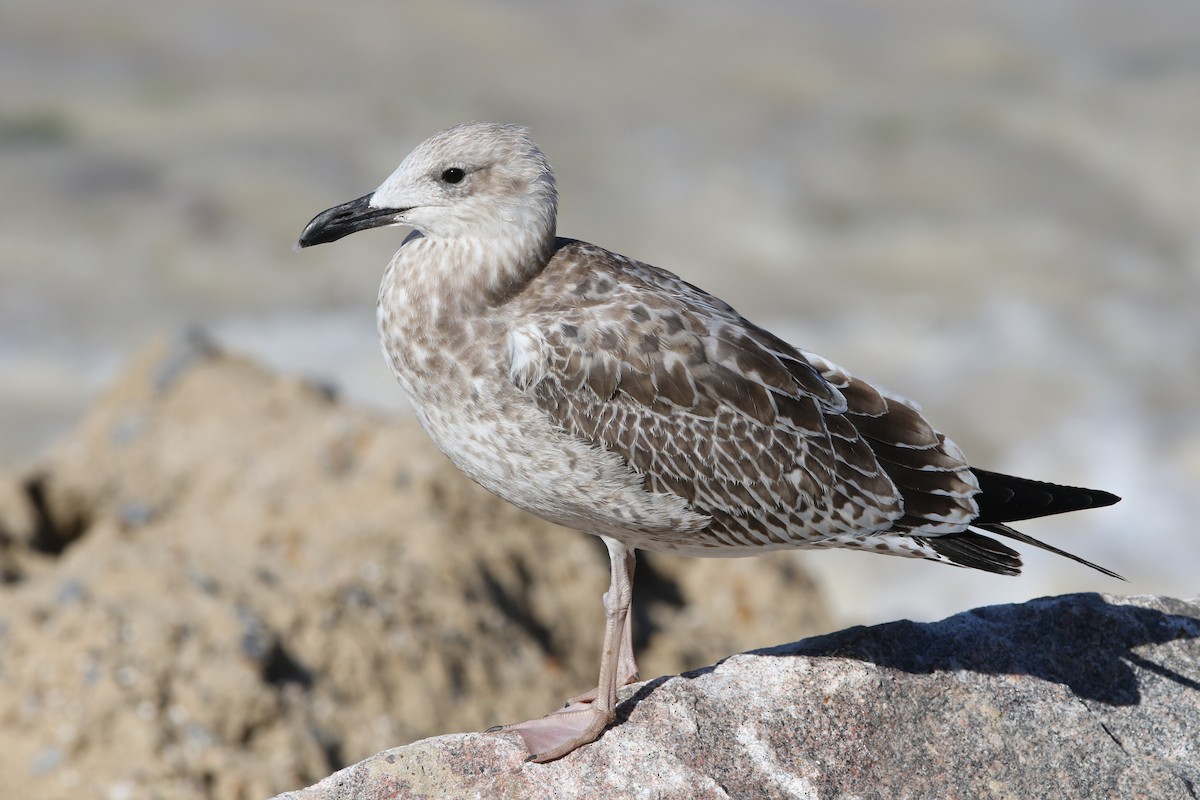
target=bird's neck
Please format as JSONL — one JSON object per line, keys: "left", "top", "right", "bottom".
{"left": 380, "top": 226, "right": 555, "bottom": 324}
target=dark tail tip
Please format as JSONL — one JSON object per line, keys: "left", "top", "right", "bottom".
{"left": 917, "top": 531, "right": 1023, "bottom": 576}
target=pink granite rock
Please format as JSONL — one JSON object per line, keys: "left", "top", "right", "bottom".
{"left": 274, "top": 593, "right": 1200, "bottom": 800}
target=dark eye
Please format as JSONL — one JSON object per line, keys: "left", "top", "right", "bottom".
{"left": 441, "top": 167, "right": 466, "bottom": 184}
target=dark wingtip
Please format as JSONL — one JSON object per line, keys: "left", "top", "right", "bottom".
{"left": 971, "top": 468, "right": 1121, "bottom": 523}
{"left": 976, "top": 522, "right": 1125, "bottom": 581}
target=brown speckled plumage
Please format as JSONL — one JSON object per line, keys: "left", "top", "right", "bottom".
{"left": 298, "top": 121, "right": 1121, "bottom": 761}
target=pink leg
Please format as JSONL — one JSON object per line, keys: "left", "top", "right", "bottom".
{"left": 489, "top": 536, "right": 639, "bottom": 762}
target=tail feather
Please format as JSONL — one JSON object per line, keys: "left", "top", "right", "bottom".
{"left": 915, "top": 531, "right": 1022, "bottom": 576}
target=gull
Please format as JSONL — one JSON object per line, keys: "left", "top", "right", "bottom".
{"left": 297, "top": 121, "right": 1121, "bottom": 762}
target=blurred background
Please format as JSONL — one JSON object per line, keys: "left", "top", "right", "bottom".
{"left": 2, "top": 0, "right": 1197, "bottom": 628}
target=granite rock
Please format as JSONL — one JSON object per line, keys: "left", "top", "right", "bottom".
{"left": 274, "top": 593, "right": 1200, "bottom": 800}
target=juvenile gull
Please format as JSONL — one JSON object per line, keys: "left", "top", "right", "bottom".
{"left": 297, "top": 121, "right": 1121, "bottom": 762}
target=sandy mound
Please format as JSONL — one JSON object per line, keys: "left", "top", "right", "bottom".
{"left": 0, "top": 334, "right": 828, "bottom": 799}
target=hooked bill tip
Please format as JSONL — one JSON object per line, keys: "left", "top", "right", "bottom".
{"left": 296, "top": 193, "right": 403, "bottom": 249}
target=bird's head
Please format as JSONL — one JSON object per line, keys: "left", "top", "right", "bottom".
{"left": 297, "top": 121, "right": 558, "bottom": 248}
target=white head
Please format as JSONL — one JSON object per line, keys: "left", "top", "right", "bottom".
{"left": 298, "top": 122, "right": 558, "bottom": 248}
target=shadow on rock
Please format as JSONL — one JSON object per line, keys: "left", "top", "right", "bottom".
{"left": 741, "top": 592, "right": 1200, "bottom": 706}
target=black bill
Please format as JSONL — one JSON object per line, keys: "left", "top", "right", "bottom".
{"left": 296, "top": 193, "right": 407, "bottom": 248}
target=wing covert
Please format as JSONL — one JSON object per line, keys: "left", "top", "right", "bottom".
{"left": 506, "top": 245, "right": 913, "bottom": 548}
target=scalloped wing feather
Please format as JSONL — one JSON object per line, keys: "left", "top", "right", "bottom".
{"left": 505, "top": 242, "right": 982, "bottom": 553}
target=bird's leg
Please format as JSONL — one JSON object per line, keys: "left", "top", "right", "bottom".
{"left": 489, "top": 536, "right": 638, "bottom": 762}
{"left": 561, "top": 544, "right": 639, "bottom": 707}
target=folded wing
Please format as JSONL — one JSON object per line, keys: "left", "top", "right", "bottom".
{"left": 507, "top": 242, "right": 983, "bottom": 555}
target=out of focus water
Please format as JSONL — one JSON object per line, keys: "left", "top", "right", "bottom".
{"left": 2, "top": 0, "right": 1197, "bottom": 627}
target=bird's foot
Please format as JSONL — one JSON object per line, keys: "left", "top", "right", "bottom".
{"left": 560, "top": 671, "right": 637, "bottom": 707}
{"left": 487, "top": 701, "right": 614, "bottom": 763}
{"left": 489, "top": 538, "right": 641, "bottom": 763}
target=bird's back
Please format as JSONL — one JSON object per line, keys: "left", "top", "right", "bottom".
{"left": 500, "top": 239, "right": 1120, "bottom": 574}
{"left": 503, "top": 241, "right": 963, "bottom": 557}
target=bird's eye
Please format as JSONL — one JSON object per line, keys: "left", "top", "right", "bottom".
{"left": 441, "top": 167, "right": 466, "bottom": 184}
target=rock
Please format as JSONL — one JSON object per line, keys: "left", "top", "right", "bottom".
{"left": 274, "top": 593, "right": 1200, "bottom": 800}
{"left": 0, "top": 340, "right": 829, "bottom": 799}
{"left": 0, "top": 469, "right": 38, "bottom": 582}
